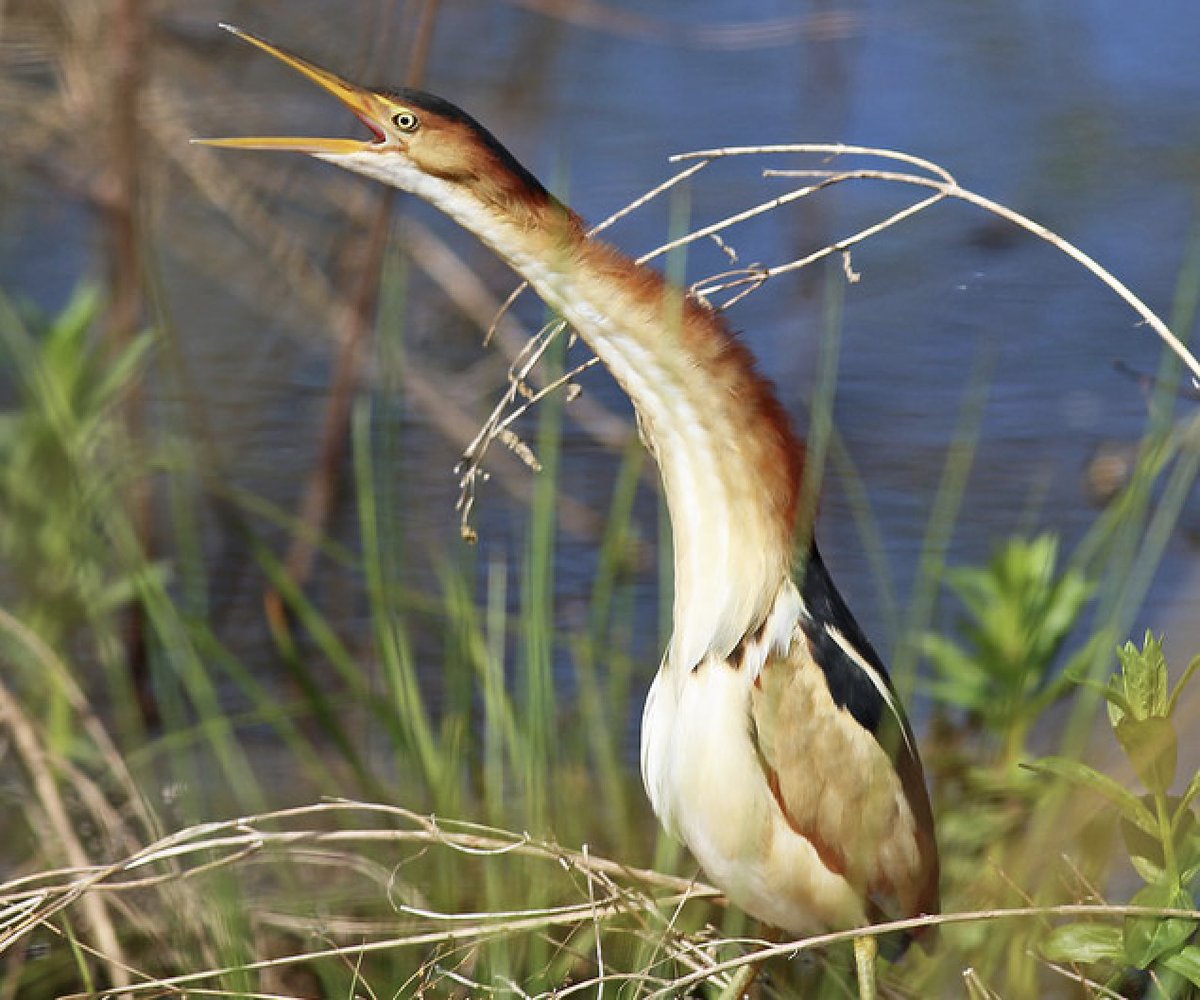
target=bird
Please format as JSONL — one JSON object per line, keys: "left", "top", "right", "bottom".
{"left": 197, "top": 25, "right": 940, "bottom": 998}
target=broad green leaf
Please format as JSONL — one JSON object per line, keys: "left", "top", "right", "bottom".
{"left": 1123, "top": 883, "right": 1197, "bottom": 970}
{"left": 1116, "top": 715, "right": 1178, "bottom": 795}
{"left": 1040, "top": 922, "right": 1123, "bottom": 965}
{"left": 1122, "top": 796, "right": 1197, "bottom": 880}
{"left": 1027, "top": 756, "right": 1156, "bottom": 836}
{"left": 1164, "top": 945, "right": 1200, "bottom": 988}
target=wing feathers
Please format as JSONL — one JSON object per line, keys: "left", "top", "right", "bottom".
{"left": 749, "top": 543, "right": 940, "bottom": 926}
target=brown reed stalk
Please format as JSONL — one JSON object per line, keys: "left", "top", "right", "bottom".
{"left": 100, "top": 0, "right": 157, "bottom": 730}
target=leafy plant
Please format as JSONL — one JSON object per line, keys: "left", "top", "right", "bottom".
{"left": 914, "top": 534, "right": 1110, "bottom": 995}
{"left": 923, "top": 533, "right": 1096, "bottom": 767}
{"left": 0, "top": 288, "right": 154, "bottom": 627}
{"left": 0, "top": 287, "right": 156, "bottom": 740}
{"left": 1032, "top": 633, "right": 1200, "bottom": 998}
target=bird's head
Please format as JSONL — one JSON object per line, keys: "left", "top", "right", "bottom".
{"left": 196, "top": 25, "right": 559, "bottom": 223}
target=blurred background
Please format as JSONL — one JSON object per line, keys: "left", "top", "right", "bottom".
{"left": 2, "top": 1, "right": 1200, "bottom": 996}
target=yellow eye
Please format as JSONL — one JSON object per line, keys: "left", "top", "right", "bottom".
{"left": 392, "top": 111, "right": 419, "bottom": 132}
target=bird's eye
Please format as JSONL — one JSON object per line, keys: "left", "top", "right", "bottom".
{"left": 392, "top": 111, "right": 419, "bottom": 132}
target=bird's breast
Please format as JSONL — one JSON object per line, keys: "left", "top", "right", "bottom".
{"left": 641, "top": 645, "right": 870, "bottom": 934}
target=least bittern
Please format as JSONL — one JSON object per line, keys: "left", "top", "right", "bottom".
{"left": 198, "top": 25, "right": 940, "bottom": 998}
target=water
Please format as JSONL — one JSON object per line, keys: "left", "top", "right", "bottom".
{"left": 2, "top": 0, "right": 1199, "bottom": 752}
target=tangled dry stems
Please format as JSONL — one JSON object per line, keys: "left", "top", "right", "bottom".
{"left": 3, "top": 799, "right": 1199, "bottom": 998}
{"left": 1, "top": 799, "right": 723, "bottom": 996}
{"left": 454, "top": 143, "right": 1200, "bottom": 542}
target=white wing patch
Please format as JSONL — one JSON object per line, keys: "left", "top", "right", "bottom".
{"left": 824, "top": 623, "right": 916, "bottom": 760}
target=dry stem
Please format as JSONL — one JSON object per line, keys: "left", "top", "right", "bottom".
{"left": 455, "top": 142, "right": 1200, "bottom": 539}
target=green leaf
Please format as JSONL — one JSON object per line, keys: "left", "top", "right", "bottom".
{"left": 1167, "top": 654, "right": 1200, "bottom": 718}
{"left": 1129, "top": 853, "right": 1166, "bottom": 884}
{"left": 1115, "top": 632, "right": 1170, "bottom": 721}
{"left": 1123, "top": 883, "right": 1197, "bottom": 970}
{"left": 928, "top": 680, "right": 991, "bottom": 713}
{"left": 1163, "top": 945, "right": 1200, "bottom": 988}
{"left": 1171, "top": 800, "right": 1199, "bottom": 869}
{"left": 60, "top": 283, "right": 103, "bottom": 333}
{"left": 1041, "top": 922, "right": 1124, "bottom": 965}
{"left": 91, "top": 328, "right": 155, "bottom": 410}
{"left": 1179, "top": 770, "right": 1200, "bottom": 818}
{"left": 1116, "top": 715, "right": 1178, "bottom": 795}
{"left": 1181, "top": 834, "right": 1200, "bottom": 884}
{"left": 1105, "top": 675, "right": 1136, "bottom": 728}
{"left": 922, "top": 633, "right": 983, "bottom": 682}
{"left": 1027, "top": 756, "right": 1157, "bottom": 836}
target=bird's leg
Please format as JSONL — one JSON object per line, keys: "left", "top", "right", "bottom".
{"left": 852, "top": 934, "right": 878, "bottom": 1000}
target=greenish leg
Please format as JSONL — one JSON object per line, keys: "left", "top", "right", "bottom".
{"left": 853, "top": 934, "right": 878, "bottom": 1000}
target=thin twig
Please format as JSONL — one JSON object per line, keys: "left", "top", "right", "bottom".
{"left": 645, "top": 901, "right": 1200, "bottom": 999}
{"left": 458, "top": 140, "right": 1199, "bottom": 546}
{"left": 660, "top": 141, "right": 1199, "bottom": 383}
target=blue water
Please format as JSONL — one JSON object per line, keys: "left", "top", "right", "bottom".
{"left": 2, "top": 0, "right": 1199, "bottom": 727}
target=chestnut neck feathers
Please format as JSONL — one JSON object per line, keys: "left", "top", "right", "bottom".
{"left": 330, "top": 101, "right": 805, "bottom": 669}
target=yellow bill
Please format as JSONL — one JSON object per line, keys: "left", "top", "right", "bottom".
{"left": 193, "top": 24, "right": 391, "bottom": 154}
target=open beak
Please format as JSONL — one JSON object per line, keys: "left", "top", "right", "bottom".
{"left": 194, "top": 24, "right": 390, "bottom": 155}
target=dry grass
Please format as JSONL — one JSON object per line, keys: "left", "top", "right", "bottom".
{"left": 3, "top": 799, "right": 1199, "bottom": 998}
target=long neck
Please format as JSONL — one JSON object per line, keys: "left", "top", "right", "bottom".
{"left": 546, "top": 235, "right": 805, "bottom": 671}
{"left": 337, "top": 150, "right": 805, "bottom": 669}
